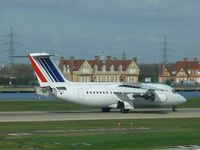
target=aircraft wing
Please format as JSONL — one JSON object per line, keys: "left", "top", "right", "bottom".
{"left": 114, "top": 92, "right": 133, "bottom": 101}
{"left": 114, "top": 85, "right": 167, "bottom": 103}
{"left": 114, "top": 83, "right": 158, "bottom": 101}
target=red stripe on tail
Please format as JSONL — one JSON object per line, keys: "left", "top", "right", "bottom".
{"left": 28, "top": 55, "right": 48, "bottom": 82}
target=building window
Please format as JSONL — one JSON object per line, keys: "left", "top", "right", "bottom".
{"left": 108, "top": 76, "right": 110, "bottom": 82}
{"left": 117, "top": 75, "right": 119, "bottom": 82}
{"left": 105, "top": 76, "right": 107, "bottom": 82}
{"left": 100, "top": 76, "right": 102, "bottom": 82}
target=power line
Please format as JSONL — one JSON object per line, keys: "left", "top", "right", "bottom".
{"left": 8, "top": 26, "right": 16, "bottom": 64}
{"left": 0, "top": 26, "right": 19, "bottom": 64}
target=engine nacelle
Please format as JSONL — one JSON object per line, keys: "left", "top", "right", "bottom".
{"left": 133, "top": 90, "right": 167, "bottom": 103}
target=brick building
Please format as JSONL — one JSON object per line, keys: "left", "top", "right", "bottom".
{"left": 59, "top": 56, "right": 140, "bottom": 83}
{"left": 159, "top": 58, "right": 200, "bottom": 84}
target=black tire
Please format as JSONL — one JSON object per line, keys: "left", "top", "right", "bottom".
{"left": 102, "top": 107, "right": 111, "bottom": 112}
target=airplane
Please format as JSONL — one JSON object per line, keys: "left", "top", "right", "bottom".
{"left": 28, "top": 52, "right": 187, "bottom": 113}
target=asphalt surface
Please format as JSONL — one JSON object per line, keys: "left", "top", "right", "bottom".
{"left": 0, "top": 108, "right": 199, "bottom": 122}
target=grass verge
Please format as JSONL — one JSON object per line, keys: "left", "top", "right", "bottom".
{"left": 0, "top": 98, "right": 199, "bottom": 111}
{"left": 0, "top": 118, "right": 200, "bottom": 150}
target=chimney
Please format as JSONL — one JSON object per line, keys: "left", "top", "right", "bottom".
{"left": 59, "top": 57, "right": 65, "bottom": 68}
{"left": 95, "top": 56, "right": 99, "bottom": 61}
{"left": 69, "top": 56, "right": 75, "bottom": 69}
{"left": 70, "top": 56, "right": 75, "bottom": 60}
{"left": 107, "top": 56, "right": 112, "bottom": 61}
{"left": 60, "top": 57, "right": 64, "bottom": 60}
{"left": 132, "top": 57, "right": 137, "bottom": 63}
{"left": 183, "top": 58, "right": 188, "bottom": 61}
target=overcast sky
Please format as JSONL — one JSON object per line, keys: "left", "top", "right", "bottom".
{"left": 0, "top": 0, "right": 200, "bottom": 63}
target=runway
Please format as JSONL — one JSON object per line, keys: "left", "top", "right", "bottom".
{"left": 0, "top": 108, "right": 199, "bottom": 122}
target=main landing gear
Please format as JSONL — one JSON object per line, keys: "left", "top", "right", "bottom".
{"left": 101, "top": 107, "right": 111, "bottom": 112}
{"left": 117, "top": 101, "right": 130, "bottom": 113}
{"left": 172, "top": 105, "right": 176, "bottom": 112}
{"left": 120, "top": 108, "right": 130, "bottom": 113}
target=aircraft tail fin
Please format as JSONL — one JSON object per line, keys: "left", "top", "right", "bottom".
{"left": 28, "top": 53, "right": 70, "bottom": 87}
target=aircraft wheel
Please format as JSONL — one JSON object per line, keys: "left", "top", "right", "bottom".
{"left": 102, "top": 107, "right": 111, "bottom": 112}
{"left": 172, "top": 105, "right": 176, "bottom": 112}
{"left": 120, "top": 108, "right": 130, "bottom": 113}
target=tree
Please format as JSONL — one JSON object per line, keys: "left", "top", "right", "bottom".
{"left": 138, "top": 63, "right": 161, "bottom": 82}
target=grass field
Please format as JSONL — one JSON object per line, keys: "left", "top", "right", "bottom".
{"left": 0, "top": 98, "right": 199, "bottom": 111}
{"left": 177, "top": 98, "right": 200, "bottom": 108}
{"left": 0, "top": 100, "right": 91, "bottom": 111}
{"left": 0, "top": 98, "right": 199, "bottom": 149}
{"left": 0, "top": 118, "right": 200, "bottom": 150}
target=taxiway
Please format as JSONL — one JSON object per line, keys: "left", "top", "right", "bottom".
{"left": 0, "top": 108, "right": 199, "bottom": 122}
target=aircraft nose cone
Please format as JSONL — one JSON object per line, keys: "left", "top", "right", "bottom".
{"left": 179, "top": 94, "right": 187, "bottom": 104}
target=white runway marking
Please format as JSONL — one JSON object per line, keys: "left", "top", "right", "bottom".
{"left": 158, "top": 145, "right": 200, "bottom": 150}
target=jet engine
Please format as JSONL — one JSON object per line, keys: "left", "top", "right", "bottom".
{"left": 132, "top": 89, "right": 155, "bottom": 101}
{"left": 133, "top": 89, "right": 167, "bottom": 103}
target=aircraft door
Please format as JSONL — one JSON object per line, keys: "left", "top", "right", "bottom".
{"left": 78, "top": 88, "right": 85, "bottom": 100}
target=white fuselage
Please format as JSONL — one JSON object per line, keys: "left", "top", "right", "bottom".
{"left": 52, "top": 82, "right": 187, "bottom": 109}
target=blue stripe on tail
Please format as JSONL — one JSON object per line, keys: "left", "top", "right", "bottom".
{"left": 40, "top": 58, "right": 59, "bottom": 82}
{"left": 44, "top": 58, "right": 65, "bottom": 82}
{"left": 37, "top": 58, "right": 54, "bottom": 82}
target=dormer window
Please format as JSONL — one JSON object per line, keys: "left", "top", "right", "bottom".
{"left": 118, "top": 65, "right": 123, "bottom": 72}
{"left": 110, "top": 65, "right": 114, "bottom": 72}
{"left": 93, "top": 65, "right": 98, "bottom": 73}
{"left": 66, "top": 65, "right": 70, "bottom": 73}
{"left": 102, "top": 65, "right": 106, "bottom": 72}
{"left": 172, "top": 71, "right": 176, "bottom": 75}
{"left": 63, "top": 65, "right": 66, "bottom": 73}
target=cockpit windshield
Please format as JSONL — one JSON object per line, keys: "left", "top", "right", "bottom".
{"left": 172, "top": 89, "right": 176, "bottom": 93}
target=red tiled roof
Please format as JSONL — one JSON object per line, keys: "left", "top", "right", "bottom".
{"left": 87, "top": 60, "right": 132, "bottom": 71}
{"left": 167, "top": 60, "right": 200, "bottom": 75}
{"left": 59, "top": 59, "right": 85, "bottom": 71}
{"left": 59, "top": 58, "right": 134, "bottom": 71}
